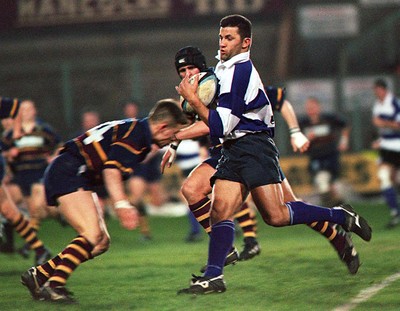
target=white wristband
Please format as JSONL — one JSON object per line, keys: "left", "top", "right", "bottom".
{"left": 291, "top": 131, "right": 309, "bottom": 148}
{"left": 114, "top": 200, "right": 134, "bottom": 209}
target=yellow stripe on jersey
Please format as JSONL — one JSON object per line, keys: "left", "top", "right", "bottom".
{"left": 122, "top": 120, "right": 137, "bottom": 139}
{"left": 104, "top": 160, "right": 133, "bottom": 174}
{"left": 112, "top": 141, "right": 146, "bottom": 155}
{"left": 10, "top": 98, "right": 19, "bottom": 117}
{"left": 277, "top": 87, "right": 283, "bottom": 103}
{"left": 92, "top": 140, "right": 107, "bottom": 162}
{"left": 75, "top": 140, "right": 94, "bottom": 170}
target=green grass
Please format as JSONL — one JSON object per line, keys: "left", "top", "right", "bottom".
{"left": 1, "top": 202, "right": 400, "bottom": 310}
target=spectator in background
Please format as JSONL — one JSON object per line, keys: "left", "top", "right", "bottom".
{"left": 299, "top": 97, "right": 350, "bottom": 207}
{"left": 372, "top": 78, "right": 400, "bottom": 228}
{"left": 80, "top": 110, "right": 101, "bottom": 133}
{"left": 124, "top": 101, "right": 169, "bottom": 240}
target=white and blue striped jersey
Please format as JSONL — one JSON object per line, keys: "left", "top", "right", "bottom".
{"left": 373, "top": 92, "right": 400, "bottom": 152}
{"left": 176, "top": 139, "right": 201, "bottom": 171}
{"left": 209, "top": 51, "right": 274, "bottom": 142}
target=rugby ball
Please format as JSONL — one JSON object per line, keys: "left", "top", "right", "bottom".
{"left": 181, "top": 71, "right": 218, "bottom": 114}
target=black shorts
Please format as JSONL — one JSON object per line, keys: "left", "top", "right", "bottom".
{"left": 379, "top": 149, "right": 400, "bottom": 168}
{"left": 203, "top": 155, "right": 219, "bottom": 170}
{"left": 211, "top": 132, "right": 282, "bottom": 190}
{"left": 309, "top": 152, "right": 341, "bottom": 181}
{"left": 44, "top": 152, "right": 94, "bottom": 206}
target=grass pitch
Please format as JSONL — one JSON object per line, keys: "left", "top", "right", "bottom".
{"left": 1, "top": 201, "right": 399, "bottom": 310}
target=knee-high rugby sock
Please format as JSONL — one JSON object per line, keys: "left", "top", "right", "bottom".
{"left": 234, "top": 202, "right": 257, "bottom": 239}
{"left": 286, "top": 201, "right": 346, "bottom": 225}
{"left": 308, "top": 221, "right": 345, "bottom": 253}
{"left": 13, "top": 213, "right": 46, "bottom": 255}
{"left": 204, "top": 220, "right": 235, "bottom": 277}
{"left": 48, "top": 236, "right": 93, "bottom": 288}
{"left": 189, "top": 197, "right": 212, "bottom": 234}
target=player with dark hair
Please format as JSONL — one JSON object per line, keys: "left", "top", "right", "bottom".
{"left": 20, "top": 99, "right": 188, "bottom": 303}
{"left": 169, "top": 45, "right": 261, "bottom": 261}
{"left": 372, "top": 78, "right": 400, "bottom": 228}
{"left": 164, "top": 46, "right": 360, "bottom": 274}
{"left": 0, "top": 97, "right": 52, "bottom": 265}
{"left": 176, "top": 14, "right": 371, "bottom": 294}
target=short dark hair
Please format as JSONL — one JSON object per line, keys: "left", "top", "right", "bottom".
{"left": 374, "top": 78, "right": 388, "bottom": 89}
{"left": 148, "top": 99, "right": 188, "bottom": 127}
{"left": 220, "top": 14, "right": 252, "bottom": 39}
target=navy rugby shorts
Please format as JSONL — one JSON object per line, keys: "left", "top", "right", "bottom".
{"left": 44, "top": 152, "right": 93, "bottom": 206}
{"left": 211, "top": 132, "right": 282, "bottom": 190}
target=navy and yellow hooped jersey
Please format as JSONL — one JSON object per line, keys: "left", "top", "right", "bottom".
{"left": 63, "top": 118, "right": 152, "bottom": 180}
{"left": 0, "top": 97, "right": 20, "bottom": 119}
{"left": 2, "top": 119, "right": 62, "bottom": 172}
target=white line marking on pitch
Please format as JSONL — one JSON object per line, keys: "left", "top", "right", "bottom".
{"left": 332, "top": 272, "right": 400, "bottom": 311}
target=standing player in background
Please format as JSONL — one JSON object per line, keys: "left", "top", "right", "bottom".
{"left": 0, "top": 97, "right": 52, "bottom": 265}
{"left": 372, "top": 78, "right": 400, "bottom": 228}
{"left": 163, "top": 46, "right": 360, "bottom": 274}
{"left": 124, "top": 101, "right": 169, "bottom": 241}
{"left": 20, "top": 99, "right": 188, "bottom": 303}
{"left": 299, "top": 97, "right": 350, "bottom": 207}
{"left": 176, "top": 15, "right": 370, "bottom": 294}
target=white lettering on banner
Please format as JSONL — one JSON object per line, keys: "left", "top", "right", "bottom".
{"left": 185, "top": 0, "right": 264, "bottom": 15}
{"left": 17, "top": 0, "right": 171, "bottom": 25}
{"left": 17, "top": 0, "right": 269, "bottom": 26}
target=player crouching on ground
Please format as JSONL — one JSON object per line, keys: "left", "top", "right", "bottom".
{"left": 20, "top": 99, "right": 188, "bottom": 303}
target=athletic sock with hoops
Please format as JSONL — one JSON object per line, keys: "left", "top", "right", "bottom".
{"left": 48, "top": 235, "right": 93, "bottom": 288}
{"left": 12, "top": 213, "right": 46, "bottom": 255}
{"left": 308, "top": 221, "right": 345, "bottom": 251}
{"left": 189, "top": 197, "right": 212, "bottom": 234}
{"left": 234, "top": 202, "right": 257, "bottom": 239}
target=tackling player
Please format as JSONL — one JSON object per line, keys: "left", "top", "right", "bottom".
{"left": 20, "top": 99, "right": 188, "bottom": 303}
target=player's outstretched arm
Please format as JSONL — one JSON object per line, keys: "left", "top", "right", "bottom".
{"left": 280, "top": 100, "right": 310, "bottom": 153}
{"left": 103, "top": 168, "right": 138, "bottom": 230}
{"left": 161, "top": 120, "right": 210, "bottom": 173}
